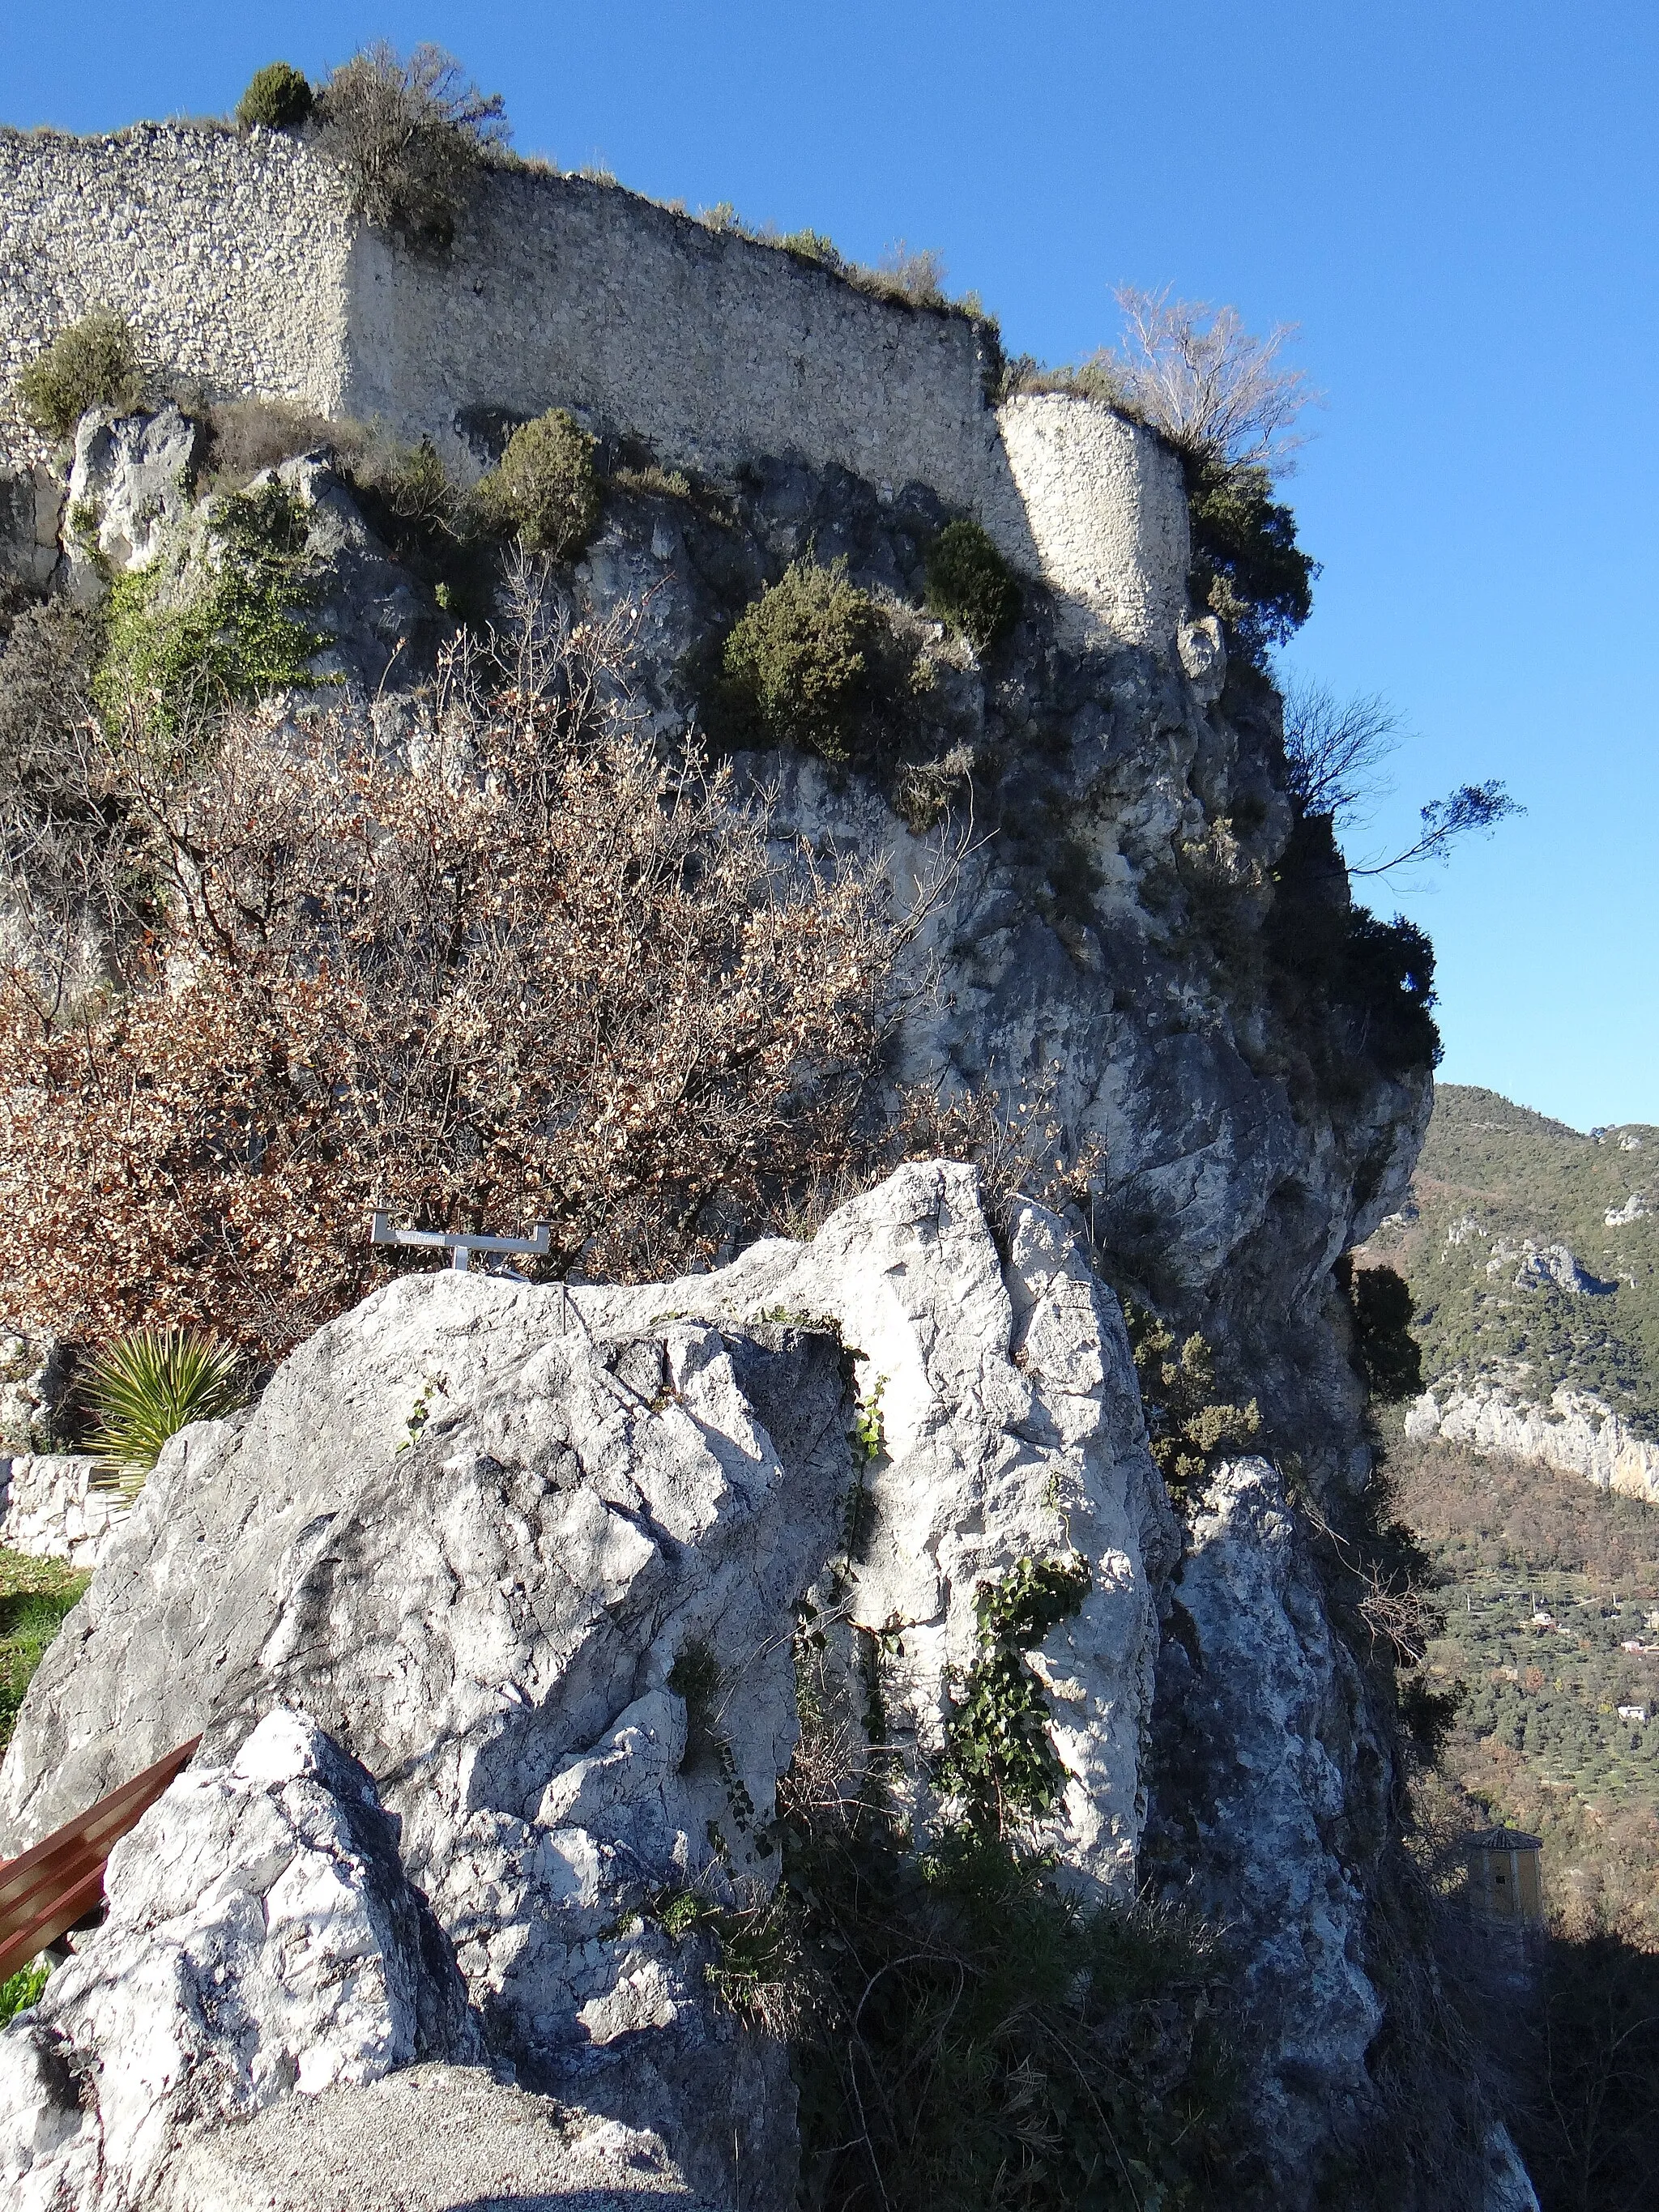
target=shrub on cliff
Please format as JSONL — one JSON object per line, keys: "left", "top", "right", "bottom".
{"left": 1125, "top": 1308, "right": 1261, "bottom": 1492}
{"left": 923, "top": 518, "right": 1019, "bottom": 653}
{"left": 15, "top": 312, "right": 145, "bottom": 441}
{"left": 1185, "top": 455, "right": 1316, "bottom": 661}
{"left": 314, "top": 42, "right": 508, "bottom": 252}
{"left": 0, "top": 576, "right": 890, "bottom": 1353}
{"left": 476, "top": 411, "right": 601, "bottom": 560}
{"left": 95, "top": 482, "right": 325, "bottom": 741}
{"left": 234, "top": 62, "right": 313, "bottom": 132}
{"left": 720, "top": 556, "right": 877, "bottom": 761}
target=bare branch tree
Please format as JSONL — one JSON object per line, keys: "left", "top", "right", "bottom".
{"left": 1280, "top": 677, "right": 1401, "bottom": 822}
{"left": 1349, "top": 781, "right": 1523, "bottom": 878}
{"left": 0, "top": 571, "right": 896, "bottom": 1353}
{"left": 1088, "top": 284, "right": 1324, "bottom": 473}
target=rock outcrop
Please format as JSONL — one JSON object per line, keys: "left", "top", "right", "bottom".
{"left": 0, "top": 379, "right": 1461, "bottom": 2197}
{"left": 1405, "top": 1377, "right": 1659, "bottom": 1503}
{"left": 1, "top": 1163, "right": 1171, "bottom": 2210}
{"left": 1, "top": 1711, "right": 471, "bottom": 2212}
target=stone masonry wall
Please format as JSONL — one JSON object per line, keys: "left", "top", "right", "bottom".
{"left": 0, "top": 127, "right": 1190, "bottom": 648}
{"left": 0, "top": 126, "right": 356, "bottom": 467}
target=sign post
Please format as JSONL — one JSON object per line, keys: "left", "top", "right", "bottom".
{"left": 370, "top": 1212, "right": 552, "bottom": 1274}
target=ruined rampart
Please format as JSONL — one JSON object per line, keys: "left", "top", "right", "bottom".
{"left": 0, "top": 125, "right": 1191, "bottom": 647}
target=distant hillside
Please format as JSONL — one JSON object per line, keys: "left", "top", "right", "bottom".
{"left": 1365, "top": 1082, "right": 1659, "bottom": 1432}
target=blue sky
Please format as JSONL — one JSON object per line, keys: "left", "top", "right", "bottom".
{"left": 6, "top": 2, "right": 1656, "bottom": 1130}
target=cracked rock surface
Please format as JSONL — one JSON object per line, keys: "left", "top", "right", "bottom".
{"left": 0, "top": 1162, "right": 1161, "bottom": 2210}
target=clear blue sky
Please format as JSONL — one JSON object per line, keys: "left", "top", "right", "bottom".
{"left": 6, "top": 2, "right": 1656, "bottom": 1132}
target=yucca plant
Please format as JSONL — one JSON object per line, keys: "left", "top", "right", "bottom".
{"left": 83, "top": 1328, "right": 245, "bottom": 1501}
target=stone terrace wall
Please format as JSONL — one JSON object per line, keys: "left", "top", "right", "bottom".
{"left": 0, "top": 128, "right": 1191, "bottom": 648}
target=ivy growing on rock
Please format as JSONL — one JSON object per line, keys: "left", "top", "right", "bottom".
{"left": 93, "top": 482, "right": 325, "bottom": 740}
{"left": 936, "top": 1553, "right": 1093, "bottom": 1834}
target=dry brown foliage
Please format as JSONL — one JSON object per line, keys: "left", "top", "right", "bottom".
{"left": 0, "top": 569, "right": 893, "bottom": 1354}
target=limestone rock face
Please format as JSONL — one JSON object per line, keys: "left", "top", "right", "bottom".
{"left": 1406, "top": 1378, "right": 1659, "bottom": 1502}
{"left": 0, "top": 1162, "right": 1162, "bottom": 2209}
{"left": 62, "top": 403, "right": 198, "bottom": 595}
{"left": 0, "top": 1710, "right": 471, "bottom": 2212}
{"left": 1141, "top": 1457, "right": 1388, "bottom": 2166}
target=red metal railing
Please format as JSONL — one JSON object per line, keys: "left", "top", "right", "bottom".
{"left": 0, "top": 1737, "right": 201, "bottom": 1986}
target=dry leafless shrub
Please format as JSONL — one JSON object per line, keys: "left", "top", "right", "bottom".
{"left": 315, "top": 42, "right": 509, "bottom": 251}
{"left": 199, "top": 398, "right": 359, "bottom": 491}
{"left": 0, "top": 565, "right": 893, "bottom": 1353}
{"left": 1084, "top": 283, "right": 1322, "bottom": 472}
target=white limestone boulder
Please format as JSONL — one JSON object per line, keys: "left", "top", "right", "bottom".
{"left": 0, "top": 1163, "right": 1165, "bottom": 2206}
{"left": 62, "top": 404, "right": 198, "bottom": 595}
{"left": 0, "top": 1710, "right": 471, "bottom": 2212}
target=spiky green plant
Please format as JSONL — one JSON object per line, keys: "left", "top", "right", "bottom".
{"left": 83, "top": 1328, "right": 245, "bottom": 1498}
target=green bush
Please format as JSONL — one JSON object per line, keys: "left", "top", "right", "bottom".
{"left": 15, "top": 312, "right": 144, "bottom": 440}
{"left": 720, "top": 556, "right": 876, "bottom": 761}
{"left": 476, "top": 410, "right": 600, "bottom": 559}
{"left": 1125, "top": 1308, "right": 1261, "bottom": 1492}
{"left": 1185, "top": 454, "right": 1316, "bottom": 666}
{"left": 83, "top": 1327, "right": 244, "bottom": 1496}
{"left": 315, "top": 42, "right": 507, "bottom": 252}
{"left": 94, "top": 482, "right": 324, "bottom": 739}
{"left": 923, "top": 518, "right": 1019, "bottom": 652}
{"left": 235, "top": 62, "right": 313, "bottom": 132}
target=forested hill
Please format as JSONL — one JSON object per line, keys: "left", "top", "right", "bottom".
{"left": 1367, "top": 1082, "right": 1659, "bottom": 1430}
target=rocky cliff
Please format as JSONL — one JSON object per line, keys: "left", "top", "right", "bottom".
{"left": 1363, "top": 1085, "right": 1659, "bottom": 1498}
{"left": 0, "top": 351, "right": 1485, "bottom": 2205}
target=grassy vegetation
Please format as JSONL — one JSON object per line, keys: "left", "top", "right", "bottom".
{"left": 1, "top": 1547, "right": 88, "bottom": 1753}
{"left": 1366, "top": 1083, "right": 1659, "bottom": 1429}
{"left": 0, "top": 1958, "right": 51, "bottom": 2026}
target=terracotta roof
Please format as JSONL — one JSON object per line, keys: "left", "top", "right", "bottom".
{"left": 1467, "top": 1826, "right": 1542, "bottom": 1852}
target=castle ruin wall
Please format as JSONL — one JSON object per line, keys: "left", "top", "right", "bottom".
{"left": 0, "top": 127, "right": 1191, "bottom": 649}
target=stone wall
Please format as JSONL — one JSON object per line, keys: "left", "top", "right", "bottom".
{"left": 0, "top": 126, "right": 355, "bottom": 467}
{"left": 0, "top": 1452, "right": 126, "bottom": 1566}
{"left": 0, "top": 127, "right": 1190, "bottom": 648}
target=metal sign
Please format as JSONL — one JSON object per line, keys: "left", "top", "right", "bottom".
{"left": 371, "top": 1212, "right": 552, "bottom": 1274}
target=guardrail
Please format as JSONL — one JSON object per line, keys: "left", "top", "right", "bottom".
{"left": 0, "top": 1737, "right": 201, "bottom": 1984}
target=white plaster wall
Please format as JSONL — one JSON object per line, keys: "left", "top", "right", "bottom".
{"left": 0, "top": 130, "right": 1193, "bottom": 652}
